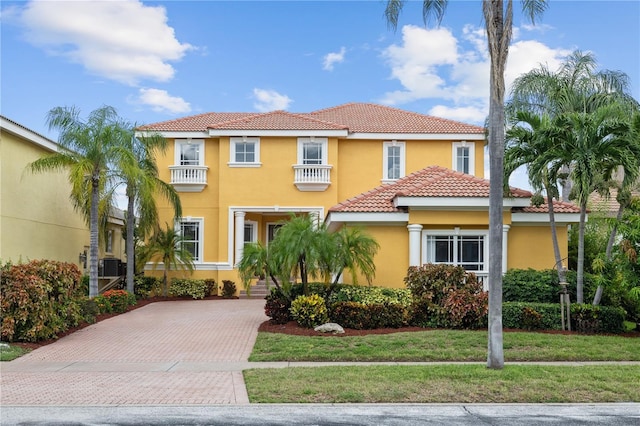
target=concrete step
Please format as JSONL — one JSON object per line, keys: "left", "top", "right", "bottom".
{"left": 239, "top": 282, "right": 271, "bottom": 299}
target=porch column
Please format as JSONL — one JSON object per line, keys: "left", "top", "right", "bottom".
{"left": 234, "top": 211, "right": 246, "bottom": 265}
{"left": 407, "top": 224, "right": 423, "bottom": 267}
{"left": 502, "top": 225, "right": 510, "bottom": 274}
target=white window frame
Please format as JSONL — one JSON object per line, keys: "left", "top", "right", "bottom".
{"left": 176, "top": 217, "right": 204, "bottom": 263}
{"left": 175, "top": 139, "right": 205, "bottom": 166}
{"left": 297, "top": 137, "right": 328, "bottom": 165}
{"left": 106, "top": 229, "right": 114, "bottom": 254}
{"left": 452, "top": 141, "right": 475, "bottom": 175}
{"left": 382, "top": 141, "right": 406, "bottom": 183}
{"left": 266, "top": 222, "right": 283, "bottom": 245}
{"left": 229, "top": 137, "right": 261, "bottom": 167}
{"left": 244, "top": 220, "right": 258, "bottom": 245}
{"left": 422, "top": 229, "right": 488, "bottom": 274}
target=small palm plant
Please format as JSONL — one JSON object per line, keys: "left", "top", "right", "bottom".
{"left": 141, "top": 224, "right": 194, "bottom": 297}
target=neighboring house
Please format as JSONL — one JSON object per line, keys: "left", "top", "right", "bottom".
{"left": 0, "top": 116, "right": 125, "bottom": 286}
{"left": 138, "top": 103, "right": 581, "bottom": 289}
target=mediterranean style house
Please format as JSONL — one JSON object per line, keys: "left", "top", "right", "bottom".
{"left": 1, "top": 116, "right": 125, "bottom": 287}
{"left": 138, "top": 103, "right": 580, "bottom": 290}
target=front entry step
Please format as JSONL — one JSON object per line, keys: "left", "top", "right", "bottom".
{"left": 239, "top": 281, "right": 270, "bottom": 299}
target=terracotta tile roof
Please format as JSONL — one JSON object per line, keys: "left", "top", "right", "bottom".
{"left": 207, "top": 110, "right": 347, "bottom": 131}
{"left": 137, "top": 112, "right": 255, "bottom": 131}
{"left": 517, "top": 198, "right": 581, "bottom": 214}
{"left": 308, "top": 103, "right": 485, "bottom": 134}
{"left": 588, "top": 188, "right": 640, "bottom": 215}
{"left": 138, "top": 103, "right": 485, "bottom": 134}
{"left": 330, "top": 166, "right": 531, "bottom": 213}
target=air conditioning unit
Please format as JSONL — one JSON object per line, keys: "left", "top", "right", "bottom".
{"left": 101, "top": 258, "right": 120, "bottom": 277}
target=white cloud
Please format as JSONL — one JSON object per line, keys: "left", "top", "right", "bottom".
{"left": 252, "top": 88, "right": 292, "bottom": 112}
{"left": 135, "top": 88, "right": 191, "bottom": 114}
{"left": 380, "top": 23, "right": 572, "bottom": 124}
{"left": 323, "top": 47, "right": 346, "bottom": 71}
{"left": 18, "top": 0, "right": 193, "bottom": 85}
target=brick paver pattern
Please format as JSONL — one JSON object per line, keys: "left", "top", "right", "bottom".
{"left": 1, "top": 299, "right": 267, "bottom": 405}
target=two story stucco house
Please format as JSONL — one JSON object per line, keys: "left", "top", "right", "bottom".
{"left": 139, "top": 103, "right": 580, "bottom": 290}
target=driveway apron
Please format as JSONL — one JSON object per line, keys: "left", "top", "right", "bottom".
{"left": 0, "top": 299, "right": 268, "bottom": 405}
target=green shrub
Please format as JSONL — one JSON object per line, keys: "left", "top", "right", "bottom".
{"left": 405, "top": 265, "right": 488, "bottom": 329}
{"left": 102, "top": 289, "right": 136, "bottom": 313}
{"left": 170, "top": 278, "right": 208, "bottom": 299}
{"left": 265, "top": 289, "right": 292, "bottom": 324}
{"left": 80, "top": 298, "right": 100, "bottom": 323}
{"left": 503, "top": 302, "right": 562, "bottom": 330}
{"left": 204, "top": 278, "right": 217, "bottom": 296}
{"left": 290, "top": 294, "right": 329, "bottom": 328}
{"left": 222, "top": 280, "right": 237, "bottom": 298}
{"left": 134, "top": 276, "right": 161, "bottom": 299}
{"left": 571, "top": 304, "right": 626, "bottom": 334}
{"left": 92, "top": 295, "right": 113, "bottom": 314}
{"left": 503, "top": 268, "right": 598, "bottom": 304}
{"left": 328, "top": 285, "right": 412, "bottom": 307}
{"left": 0, "top": 260, "right": 84, "bottom": 342}
{"left": 331, "top": 301, "right": 408, "bottom": 329}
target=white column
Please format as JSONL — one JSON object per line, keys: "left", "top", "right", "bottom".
{"left": 234, "top": 211, "right": 246, "bottom": 265}
{"left": 407, "top": 224, "right": 423, "bottom": 267}
{"left": 502, "top": 225, "right": 510, "bottom": 274}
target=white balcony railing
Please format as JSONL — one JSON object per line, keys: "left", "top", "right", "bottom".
{"left": 169, "top": 165, "right": 208, "bottom": 192}
{"left": 293, "top": 164, "right": 332, "bottom": 191}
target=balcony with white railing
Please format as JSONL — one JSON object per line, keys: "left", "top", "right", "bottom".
{"left": 293, "top": 164, "right": 332, "bottom": 191}
{"left": 169, "top": 165, "right": 209, "bottom": 192}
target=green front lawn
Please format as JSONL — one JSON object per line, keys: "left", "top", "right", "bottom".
{"left": 0, "top": 344, "right": 30, "bottom": 362}
{"left": 250, "top": 329, "right": 640, "bottom": 362}
{"left": 244, "top": 364, "right": 640, "bottom": 403}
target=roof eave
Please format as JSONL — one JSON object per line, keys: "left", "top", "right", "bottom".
{"left": 347, "top": 132, "right": 485, "bottom": 140}
{"left": 207, "top": 129, "right": 349, "bottom": 137}
{"left": 512, "top": 212, "right": 583, "bottom": 223}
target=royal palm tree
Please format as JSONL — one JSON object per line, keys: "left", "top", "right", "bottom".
{"left": 505, "top": 111, "right": 567, "bottom": 283}
{"left": 29, "top": 106, "right": 129, "bottom": 297}
{"left": 384, "top": 0, "right": 548, "bottom": 369}
{"left": 141, "top": 224, "right": 194, "bottom": 297}
{"left": 118, "top": 131, "right": 182, "bottom": 294}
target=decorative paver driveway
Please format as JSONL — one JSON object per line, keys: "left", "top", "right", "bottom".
{"left": 1, "top": 299, "right": 267, "bottom": 405}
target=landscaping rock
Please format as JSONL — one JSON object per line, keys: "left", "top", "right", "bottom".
{"left": 314, "top": 323, "right": 345, "bottom": 334}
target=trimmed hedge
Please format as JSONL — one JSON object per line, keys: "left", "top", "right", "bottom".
{"left": 331, "top": 301, "right": 406, "bottom": 329}
{"left": 503, "top": 302, "right": 626, "bottom": 333}
{"left": 503, "top": 268, "right": 598, "bottom": 304}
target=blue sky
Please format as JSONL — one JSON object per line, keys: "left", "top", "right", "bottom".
{"left": 2, "top": 0, "right": 639, "bottom": 187}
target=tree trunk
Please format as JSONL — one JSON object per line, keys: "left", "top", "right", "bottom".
{"left": 576, "top": 203, "right": 587, "bottom": 303}
{"left": 89, "top": 177, "right": 100, "bottom": 298}
{"left": 163, "top": 264, "right": 168, "bottom": 297}
{"left": 593, "top": 204, "right": 624, "bottom": 305}
{"left": 126, "top": 191, "right": 135, "bottom": 294}
{"left": 546, "top": 187, "right": 567, "bottom": 283}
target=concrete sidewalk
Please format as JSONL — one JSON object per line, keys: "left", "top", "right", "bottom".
{"left": 0, "top": 299, "right": 268, "bottom": 405}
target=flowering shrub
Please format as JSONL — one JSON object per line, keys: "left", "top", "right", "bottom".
{"left": 0, "top": 260, "right": 83, "bottom": 342}
{"left": 290, "top": 294, "right": 329, "bottom": 328}
{"left": 102, "top": 289, "right": 136, "bottom": 313}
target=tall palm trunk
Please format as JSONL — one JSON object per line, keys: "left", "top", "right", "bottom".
{"left": 485, "top": 0, "right": 510, "bottom": 370}
{"left": 576, "top": 202, "right": 587, "bottom": 303}
{"left": 126, "top": 189, "right": 136, "bottom": 294}
{"left": 593, "top": 203, "right": 624, "bottom": 305}
{"left": 89, "top": 175, "right": 100, "bottom": 298}
{"left": 545, "top": 187, "right": 567, "bottom": 283}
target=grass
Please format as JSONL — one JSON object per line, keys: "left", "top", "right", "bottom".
{"left": 0, "top": 344, "right": 30, "bottom": 362}
{"left": 244, "top": 364, "right": 640, "bottom": 403}
{"left": 250, "top": 329, "right": 640, "bottom": 362}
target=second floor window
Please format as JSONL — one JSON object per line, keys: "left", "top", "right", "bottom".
{"left": 452, "top": 142, "right": 474, "bottom": 175}
{"left": 383, "top": 141, "right": 405, "bottom": 182}
{"left": 297, "top": 137, "right": 327, "bottom": 165}
{"left": 230, "top": 137, "right": 260, "bottom": 166}
{"left": 175, "top": 139, "right": 205, "bottom": 166}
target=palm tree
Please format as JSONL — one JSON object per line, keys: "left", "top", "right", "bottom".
{"left": 509, "top": 51, "right": 639, "bottom": 303}
{"left": 141, "top": 224, "right": 194, "bottom": 297}
{"left": 118, "top": 131, "right": 182, "bottom": 294}
{"left": 384, "top": 0, "right": 548, "bottom": 369}
{"left": 28, "top": 106, "right": 128, "bottom": 297}
{"left": 505, "top": 111, "right": 567, "bottom": 283}
{"left": 330, "top": 226, "right": 379, "bottom": 286}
